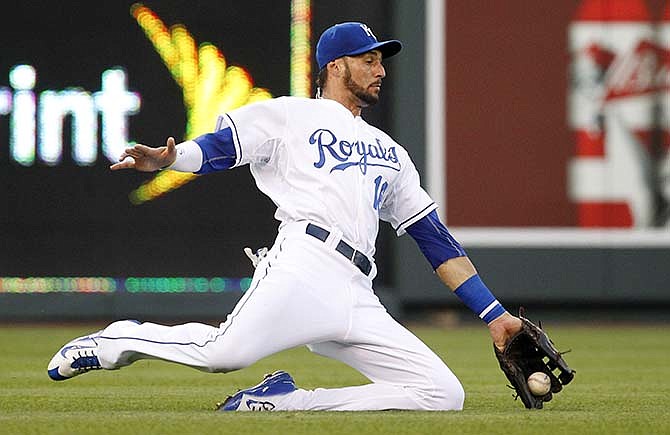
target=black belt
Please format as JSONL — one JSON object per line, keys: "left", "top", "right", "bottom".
{"left": 305, "top": 223, "right": 372, "bottom": 276}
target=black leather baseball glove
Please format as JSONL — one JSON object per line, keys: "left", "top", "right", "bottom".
{"left": 494, "top": 308, "right": 575, "bottom": 409}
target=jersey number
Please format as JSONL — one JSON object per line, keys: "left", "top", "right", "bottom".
{"left": 373, "top": 175, "right": 388, "bottom": 210}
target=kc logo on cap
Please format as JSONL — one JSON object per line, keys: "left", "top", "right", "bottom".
{"left": 359, "top": 23, "right": 376, "bottom": 39}
{"left": 316, "top": 22, "right": 402, "bottom": 70}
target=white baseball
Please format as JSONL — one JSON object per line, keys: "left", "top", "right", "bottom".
{"left": 527, "top": 372, "right": 551, "bottom": 396}
{"left": 122, "top": 156, "right": 136, "bottom": 165}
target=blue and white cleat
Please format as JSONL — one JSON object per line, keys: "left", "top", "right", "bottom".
{"left": 216, "top": 370, "right": 297, "bottom": 411}
{"left": 47, "top": 332, "right": 103, "bottom": 381}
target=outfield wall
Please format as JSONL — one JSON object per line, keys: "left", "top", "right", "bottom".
{"left": 1, "top": 238, "right": 668, "bottom": 322}
{"left": 395, "top": 229, "right": 670, "bottom": 304}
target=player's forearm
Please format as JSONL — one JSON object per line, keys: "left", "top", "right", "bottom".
{"left": 405, "top": 213, "right": 505, "bottom": 323}
{"left": 435, "top": 256, "right": 476, "bottom": 290}
{"left": 437, "top": 256, "right": 506, "bottom": 324}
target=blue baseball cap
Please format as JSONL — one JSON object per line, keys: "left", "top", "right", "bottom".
{"left": 316, "top": 22, "right": 402, "bottom": 70}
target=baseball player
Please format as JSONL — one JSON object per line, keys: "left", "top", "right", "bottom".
{"left": 47, "top": 22, "right": 523, "bottom": 411}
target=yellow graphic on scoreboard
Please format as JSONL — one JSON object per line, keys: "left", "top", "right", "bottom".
{"left": 128, "top": 3, "right": 272, "bottom": 204}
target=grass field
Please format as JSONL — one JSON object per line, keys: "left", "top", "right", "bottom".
{"left": 1, "top": 322, "right": 668, "bottom": 435}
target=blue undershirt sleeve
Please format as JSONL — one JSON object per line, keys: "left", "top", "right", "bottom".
{"left": 193, "top": 127, "right": 237, "bottom": 174}
{"left": 405, "top": 210, "right": 467, "bottom": 270}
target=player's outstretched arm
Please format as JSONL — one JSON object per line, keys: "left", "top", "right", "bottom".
{"left": 405, "top": 211, "right": 523, "bottom": 347}
{"left": 110, "top": 137, "right": 177, "bottom": 172}
{"left": 414, "top": 220, "right": 572, "bottom": 409}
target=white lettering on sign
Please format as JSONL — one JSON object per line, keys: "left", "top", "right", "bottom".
{"left": 1, "top": 65, "right": 141, "bottom": 166}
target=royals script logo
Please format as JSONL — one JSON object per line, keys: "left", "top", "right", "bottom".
{"left": 309, "top": 128, "right": 401, "bottom": 174}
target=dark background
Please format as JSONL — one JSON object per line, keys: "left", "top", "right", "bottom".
{"left": 0, "top": 0, "right": 397, "bottom": 281}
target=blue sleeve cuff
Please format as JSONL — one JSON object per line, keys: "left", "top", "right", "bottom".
{"left": 454, "top": 275, "right": 506, "bottom": 324}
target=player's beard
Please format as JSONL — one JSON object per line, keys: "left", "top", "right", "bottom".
{"left": 343, "top": 61, "right": 379, "bottom": 106}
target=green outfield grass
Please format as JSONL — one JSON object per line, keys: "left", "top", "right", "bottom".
{"left": 0, "top": 322, "right": 668, "bottom": 435}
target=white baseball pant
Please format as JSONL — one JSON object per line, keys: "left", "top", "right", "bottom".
{"left": 96, "top": 222, "right": 465, "bottom": 411}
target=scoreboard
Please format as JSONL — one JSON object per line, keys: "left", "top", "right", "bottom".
{"left": 0, "top": 1, "right": 291, "bottom": 287}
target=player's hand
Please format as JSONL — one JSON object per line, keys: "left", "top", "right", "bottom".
{"left": 488, "top": 311, "right": 523, "bottom": 351}
{"left": 110, "top": 137, "right": 177, "bottom": 172}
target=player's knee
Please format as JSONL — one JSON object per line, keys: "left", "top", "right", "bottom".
{"left": 206, "top": 356, "right": 251, "bottom": 373}
{"left": 436, "top": 377, "right": 465, "bottom": 410}
{"left": 419, "top": 372, "right": 465, "bottom": 411}
{"left": 205, "top": 347, "right": 259, "bottom": 373}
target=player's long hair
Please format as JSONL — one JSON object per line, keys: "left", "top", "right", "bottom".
{"left": 315, "top": 67, "right": 328, "bottom": 98}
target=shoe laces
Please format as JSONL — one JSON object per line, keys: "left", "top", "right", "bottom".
{"left": 71, "top": 350, "right": 101, "bottom": 372}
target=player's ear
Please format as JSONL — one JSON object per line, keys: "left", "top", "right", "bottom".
{"left": 329, "top": 59, "right": 343, "bottom": 77}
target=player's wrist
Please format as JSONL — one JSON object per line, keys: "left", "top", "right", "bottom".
{"left": 168, "top": 140, "right": 203, "bottom": 172}
{"left": 453, "top": 274, "right": 506, "bottom": 324}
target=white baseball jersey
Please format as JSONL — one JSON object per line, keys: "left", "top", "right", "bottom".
{"left": 219, "top": 96, "right": 437, "bottom": 259}
{"left": 91, "top": 96, "right": 465, "bottom": 411}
